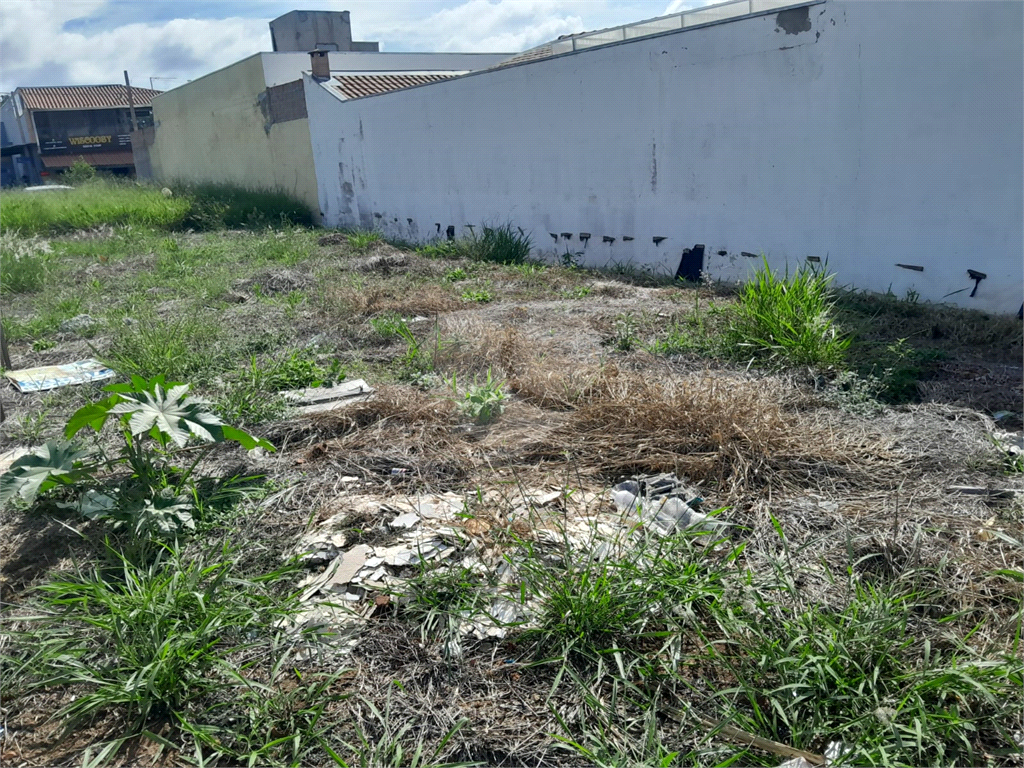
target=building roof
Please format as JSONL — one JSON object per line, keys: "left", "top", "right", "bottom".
{"left": 330, "top": 73, "right": 458, "bottom": 100}
{"left": 18, "top": 85, "right": 162, "bottom": 111}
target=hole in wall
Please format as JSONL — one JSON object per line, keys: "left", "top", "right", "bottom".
{"left": 675, "top": 244, "right": 705, "bottom": 282}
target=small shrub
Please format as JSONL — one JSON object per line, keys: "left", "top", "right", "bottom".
{"left": 726, "top": 259, "right": 849, "bottom": 368}
{"left": 62, "top": 158, "right": 97, "bottom": 185}
{"left": 448, "top": 369, "right": 508, "bottom": 424}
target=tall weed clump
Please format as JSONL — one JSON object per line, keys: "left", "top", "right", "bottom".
{"left": 726, "top": 260, "right": 849, "bottom": 368}
{"left": 0, "top": 232, "right": 52, "bottom": 292}
{"left": 180, "top": 183, "right": 313, "bottom": 229}
{"left": 418, "top": 223, "right": 532, "bottom": 265}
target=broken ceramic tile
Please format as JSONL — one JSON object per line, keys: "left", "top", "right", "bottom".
{"left": 390, "top": 512, "right": 420, "bottom": 530}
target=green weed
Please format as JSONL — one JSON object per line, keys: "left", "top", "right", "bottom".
{"left": 448, "top": 369, "right": 508, "bottom": 424}
{"left": 726, "top": 260, "right": 849, "bottom": 368}
{"left": 444, "top": 267, "right": 469, "bottom": 282}
{"left": 0, "top": 233, "right": 52, "bottom": 292}
{"left": 720, "top": 573, "right": 1024, "bottom": 767}
{"left": 180, "top": 183, "right": 313, "bottom": 230}
{"left": 370, "top": 314, "right": 411, "bottom": 340}
{"left": 460, "top": 288, "right": 493, "bottom": 303}
{"left": 3, "top": 544, "right": 302, "bottom": 757}
{"left": 0, "top": 182, "right": 191, "bottom": 235}
{"left": 105, "top": 311, "right": 227, "bottom": 382}
{"left": 347, "top": 230, "right": 383, "bottom": 251}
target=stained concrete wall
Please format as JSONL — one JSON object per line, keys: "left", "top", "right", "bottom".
{"left": 305, "top": 0, "right": 1023, "bottom": 313}
{"left": 146, "top": 54, "right": 320, "bottom": 219}
{"left": 146, "top": 51, "right": 515, "bottom": 222}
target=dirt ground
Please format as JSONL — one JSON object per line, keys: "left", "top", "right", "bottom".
{"left": 1, "top": 229, "right": 1022, "bottom": 767}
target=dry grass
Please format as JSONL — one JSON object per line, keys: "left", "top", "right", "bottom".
{"left": 522, "top": 372, "right": 894, "bottom": 497}
{"left": 320, "top": 282, "right": 462, "bottom": 319}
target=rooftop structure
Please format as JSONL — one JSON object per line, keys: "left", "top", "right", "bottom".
{"left": 270, "top": 10, "right": 379, "bottom": 52}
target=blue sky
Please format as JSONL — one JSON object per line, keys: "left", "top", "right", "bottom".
{"left": 0, "top": 0, "right": 707, "bottom": 92}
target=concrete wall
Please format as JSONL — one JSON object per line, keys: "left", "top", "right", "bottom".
{"left": 305, "top": 0, "right": 1023, "bottom": 313}
{"left": 144, "top": 50, "right": 514, "bottom": 221}
{"left": 147, "top": 54, "right": 321, "bottom": 220}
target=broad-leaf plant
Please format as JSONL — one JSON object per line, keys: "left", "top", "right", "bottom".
{"left": 0, "top": 375, "right": 273, "bottom": 540}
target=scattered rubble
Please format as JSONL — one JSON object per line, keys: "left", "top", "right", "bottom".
{"left": 235, "top": 269, "right": 312, "bottom": 295}
{"left": 282, "top": 379, "right": 374, "bottom": 414}
{"left": 58, "top": 314, "right": 97, "bottom": 334}
{"left": 285, "top": 475, "right": 726, "bottom": 656}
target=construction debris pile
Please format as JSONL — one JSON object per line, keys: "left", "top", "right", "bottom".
{"left": 285, "top": 473, "right": 723, "bottom": 657}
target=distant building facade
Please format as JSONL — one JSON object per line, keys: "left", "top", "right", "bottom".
{"left": 0, "top": 84, "right": 160, "bottom": 185}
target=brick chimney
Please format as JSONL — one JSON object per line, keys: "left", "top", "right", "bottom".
{"left": 310, "top": 49, "right": 330, "bottom": 80}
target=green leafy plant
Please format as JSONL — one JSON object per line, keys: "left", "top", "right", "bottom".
{"left": 447, "top": 369, "right": 508, "bottom": 425}
{"left": 726, "top": 259, "right": 849, "bottom": 368}
{"left": 370, "top": 314, "right": 410, "bottom": 340}
{"left": 460, "top": 288, "right": 493, "bottom": 303}
{"left": 0, "top": 375, "right": 272, "bottom": 541}
{"left": 560, "top": 285, "right": 591, "bottom": 299}
{"left": 610, "top": 314, "right": 640, "bottom": 352}
{"left": 443, "top": 267, "right": 468, "bottom": 282}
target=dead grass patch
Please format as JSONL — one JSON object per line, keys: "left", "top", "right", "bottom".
{"left": 525, "top": 373, "right": 891, "bottom": 497}
{"left": 320, "top": 283, "right": 461, "bottom": 319}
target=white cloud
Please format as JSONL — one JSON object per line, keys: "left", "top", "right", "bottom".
{"left": 0, "top": 2, "right": 268, "bottom": 90}
{"left": 0, "top": 0, "right": 686, "bottom": 91}
{"left": 663, "top": 0, "right": 709, "bottom": 13}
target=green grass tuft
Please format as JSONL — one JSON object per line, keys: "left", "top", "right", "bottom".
{"left": 726, "top": 260, "right": 850, "bottom": 368}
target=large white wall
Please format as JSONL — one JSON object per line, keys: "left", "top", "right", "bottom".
{"left": 305, "top": 0, "right": 1023, "bottom": 313}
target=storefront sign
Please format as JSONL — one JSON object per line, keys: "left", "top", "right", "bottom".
{"left": 40, "top": 134, "right": 131, "bottom": 154}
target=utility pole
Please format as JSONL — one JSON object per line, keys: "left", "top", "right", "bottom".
{"left": 124, "top": 70, "right": 137, "bottom": 131}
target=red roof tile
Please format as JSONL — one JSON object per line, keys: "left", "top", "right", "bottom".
{"left": 41, "top": 151, "right": 136, "bottom": 169}
{"left": 19, "top": 85, "right": 162, "bottom": 111}
{"left": 331, "top": 74, "right": 457, "bottom": 100}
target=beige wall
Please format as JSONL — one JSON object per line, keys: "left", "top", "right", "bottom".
{"left": 148, "top": 54, "right": 320, "bottom": 222}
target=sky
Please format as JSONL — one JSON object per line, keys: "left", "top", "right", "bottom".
{"left": 0, "top": 0, "right": 708, "bottom": 93}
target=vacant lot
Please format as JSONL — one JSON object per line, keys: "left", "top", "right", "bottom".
{"left": 1, "top": 184, "right": 1022, "bottom": 767}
